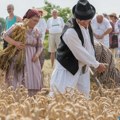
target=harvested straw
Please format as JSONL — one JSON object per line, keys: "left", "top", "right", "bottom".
{"left": 0, "top": 19, "right": 29, "bottom": 72}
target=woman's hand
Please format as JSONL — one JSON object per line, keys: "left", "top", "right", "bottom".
{"left": 32, "top": 54, "right": 39, "bottom": 62}
{"left": 14, "top": 41, "right": 25, "bottom": 50}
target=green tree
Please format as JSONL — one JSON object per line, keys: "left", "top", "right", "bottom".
{"left": 0, "top": 17, "right": 6, "bottom": 32}
{"left": 58, "top": 7, "right": 72, "bottom": 22}
{"left": 43, "top": 0, "right": 72, "bottom": 22}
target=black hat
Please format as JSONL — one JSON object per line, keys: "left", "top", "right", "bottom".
{"left": 72, "top": 0, "right": 96, "bottom": 20}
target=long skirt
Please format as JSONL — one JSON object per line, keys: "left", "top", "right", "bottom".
{"left": 5, "top": 48, "right": 43, "bottom": 96}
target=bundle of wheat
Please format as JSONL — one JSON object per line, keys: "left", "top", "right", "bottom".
{"left": 0, "top": 19, "right": 29, "bottom": 72}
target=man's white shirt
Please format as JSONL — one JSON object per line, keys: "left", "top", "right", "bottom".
{"left": 47, "top": 17, "right": 64, "bottom": 34}
{"left": 91, "top": 17, "right": 112, "bottom": 47}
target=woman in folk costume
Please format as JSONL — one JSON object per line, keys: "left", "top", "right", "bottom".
{"left": 50, "top": 0, "right": 106, "bottom": 98}
{"left": 3, "top": 9, "right": 43, "bottom": 96}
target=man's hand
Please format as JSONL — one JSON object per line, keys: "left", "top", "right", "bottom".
{"left": 97, "top": 63, "right": 106, "bottom": 73}
{"left": 94, "top": 33, "right": 100, "bottom": 39}
{"left": 94, "top": 33, "right": 104, "bottom": 39}
{"left": 97, "top": 34, "right": 104, "bottom": 39}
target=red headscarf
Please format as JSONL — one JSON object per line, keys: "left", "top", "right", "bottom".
{"left": 23, "top": 9, "right": 40, "bottom": 20}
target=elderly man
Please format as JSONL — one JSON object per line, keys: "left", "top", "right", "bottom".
{"left": 91, "top": 14, "right": 112, "bottom": 48}
{"left": 4, "top": 4, "right": 22, "bottom": 49}
{"left": 47, "top": 9, "right": 65, "bottom": 67}
{"left": 50, "top": 0, "right": 106, "bottom": 98}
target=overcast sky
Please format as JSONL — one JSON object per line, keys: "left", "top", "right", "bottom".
{"left": 0, "top": 0, "right": 120, "bottom": 19}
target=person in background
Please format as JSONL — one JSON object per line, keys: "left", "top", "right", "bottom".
{"left": 3, "top": 9, "right": 43, "bottom": 96}
{"left": 4, "top": 4, "right": 22, "bottom": 49}
{"left": 47, "top": 9, "right": 65, "bottom": 67}
{"left": 35, "top": 8, "right": 47, "bottom": 69}
{"left": 36, "top": 8, "right": 47, "bottom": 42}
{"left": 91, "top": 14, "right": 112, "bottom": 48}
{"left": 103, "top": 13, "right": 109, "bottom": 20}
{"left": 109, "top": 13, "right": 118, "bottom": 59}
{"left": 0, "top": 22, "right": 2, "bottom": 41}
{"left": 0, "top": 22, "right": 2, "bottom": 34}
{"left": 115, "top": 16, "right": 120, "bottom": 58}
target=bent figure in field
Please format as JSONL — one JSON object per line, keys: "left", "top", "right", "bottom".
{"left": 64, "top": 17, "right": 120, "bottom": 88}
{"left": 94, "top": 41, "right": 120, "bottom": 88}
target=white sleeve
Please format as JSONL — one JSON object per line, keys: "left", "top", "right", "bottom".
{"left": 42, "top": 19, "right": 47, "bottom": 33}
{"left": 90, "top": 19, "right": 96, "bottom": 32}
{"left": 35, "top": 22, "right": 39, "bottom": 29}
{"left": 104, "top": 18, "right": 112, "bottom": 29}
{"left": 41, "top": 19, "right": 47, "bottom": 41}
{"left": 63, "top": 28, "right": 100, "bottom": 68}
{"left": 115, "top": 20, "right": 120, "bottom": 33}
{"left": 60, "top": 17, "right": 65, "bottom": 29}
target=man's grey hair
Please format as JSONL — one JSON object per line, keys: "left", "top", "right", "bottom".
{"left": 7, "top": 4, "right": 14, "bottom": 9}
{"left": 51, "top": 9, "right": 58, "bottom": 14}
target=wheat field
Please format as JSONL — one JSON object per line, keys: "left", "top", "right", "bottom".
{"left": 0, "top": 42, "right": 120, "bottom": 120}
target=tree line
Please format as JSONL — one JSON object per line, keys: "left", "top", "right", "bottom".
{"left": 0, "top": 0, "right": 72, "bottom": 33}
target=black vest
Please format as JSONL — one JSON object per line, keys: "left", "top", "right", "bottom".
{"left": 57, "top": 18, "right": 94, "bottom": 75}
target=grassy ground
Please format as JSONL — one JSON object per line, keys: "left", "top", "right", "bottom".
{"left": 42, "top": 60, "right": 53, "bottom": 88}
{"left": 0, "top": 41, "right": 3, "bottom": 50}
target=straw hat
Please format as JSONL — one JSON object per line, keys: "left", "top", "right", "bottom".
{"left": 36, "top": 8, "right": 48, "bottom": 17}
{"left": 109, "top": 13, "right": 118, "bottom": 19}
